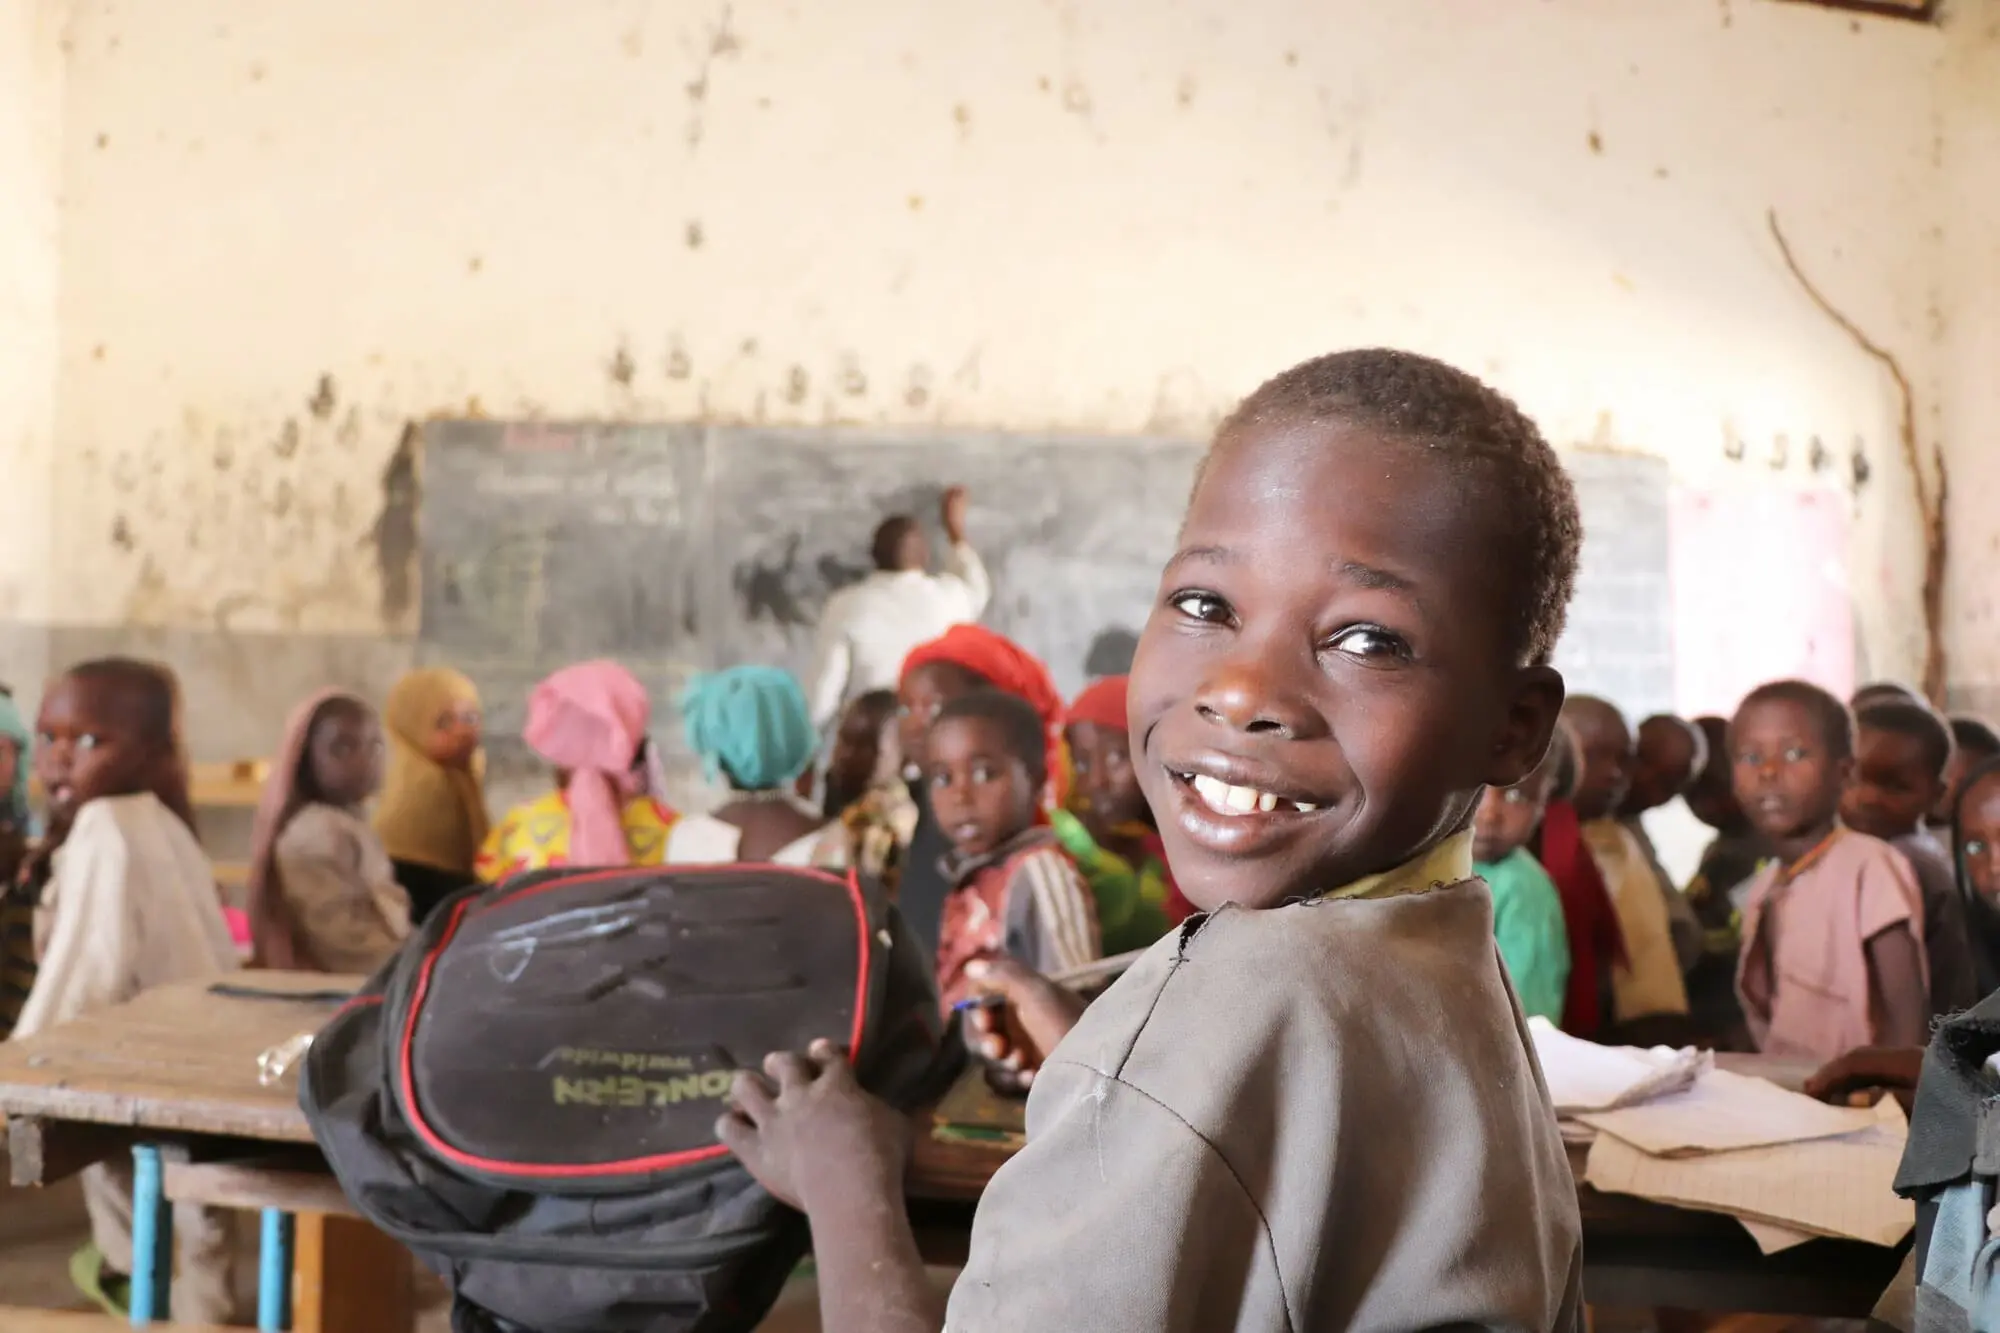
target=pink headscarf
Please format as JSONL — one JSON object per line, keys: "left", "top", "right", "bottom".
{"left": 524, "top": 661, "right": 652, "bottom": 867}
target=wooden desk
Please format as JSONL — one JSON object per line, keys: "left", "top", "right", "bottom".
{"left": 0, "top": 973, "right": 409, "bottom": 1332}
{"left": 909, "top": 1060, "right": 1904, "bottom": 1318}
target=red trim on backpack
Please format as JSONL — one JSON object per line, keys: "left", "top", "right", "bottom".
{"left": 395, "top": 864, "right": 874, "bottom": 1181}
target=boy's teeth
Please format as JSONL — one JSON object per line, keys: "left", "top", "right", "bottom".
{"left": 1188, "top": 773, "right": 1314, "bottom": 817}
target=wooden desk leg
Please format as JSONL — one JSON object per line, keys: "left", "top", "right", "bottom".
{"left": 292, "top": 1213, "right": 414, "bottom": 1333}
{"left": 130, "top": 1144, "right": 173, "bottom": 1325}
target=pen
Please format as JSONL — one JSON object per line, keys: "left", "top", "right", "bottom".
{"left": 951, "top": 994, "right": 1007, "bottom": 1014}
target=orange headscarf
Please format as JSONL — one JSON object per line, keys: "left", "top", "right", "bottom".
{"left": 902, "top": 625, "right": 1068, "bottom": 807}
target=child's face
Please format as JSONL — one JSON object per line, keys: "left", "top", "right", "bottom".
{"left": 1731, "top": 698, "right": 1848, "bottom": 843}
{"left": 1840, "top": 725, "right": 1941, "bottom": 842}
{"left": 1624, "top": 717, "right": 1697, "bottom": 816}
{"left": 925, "top": 715, "right": 1038, "bottom": 860}
{"left": 827, "top": 703, "right": 889, "bottom": 798}
{"left": 898, "top": 663, "right": 985, "bottom": 776}
{"left": 421, "top": 698, "right": 482, "bottom": 769}
{"left": 34, "top": 676, "right": 159, "bottom": 826}
{"left": 1564, "top": 704, "right": 1632, "bottom": 822}
{"left": 1066, "top": 720, "right": 1148, "bottom": 834}
{"left": 309, "top": 705, "right": 385, "bottom": 808}
{"left": 1472, "top": 767, "right": 1554, "bottom": 865}
{"left": 1129, "top": 423, "right": 1563, "bottom": 911}
{"left": 1959, "top": 770, "right": 2000, "bottom": 907}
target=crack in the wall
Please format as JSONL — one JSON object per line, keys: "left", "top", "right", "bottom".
{"left": 1768, "top": 208, "right": 1948, "bottom": 702}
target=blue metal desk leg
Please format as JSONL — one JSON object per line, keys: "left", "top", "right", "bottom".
{"left": 128, "top": 1144, "right": 172, "bottom": 1326}
{"left": 258, "top": 1208, "right": 294, "bottom": 1331}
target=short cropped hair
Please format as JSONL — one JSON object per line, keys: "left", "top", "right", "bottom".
{"left": 1211, "top": 349, "right": 1581, "bottom": 668}
{"left": 1950, "top": 716, "right": 2000, "bottom": 764}
{"left": 1855, "top": 700, "right": 1954, "bottom": 782}
{"left": 1736, "top": 679, "right": 1854, "bottom": 760}
{"left": 932, "top": 690, "right": 1049, "bottom": 785}
{"left": 871, "top": 515, "right": 921, "bottom": 571}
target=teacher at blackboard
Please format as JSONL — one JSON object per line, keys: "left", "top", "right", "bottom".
{"left": 804, "top": 485, "right": 991, "bottom": 729}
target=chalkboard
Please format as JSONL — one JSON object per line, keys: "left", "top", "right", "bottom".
{"left": 418, "top": 423, "right": 1674, "bottom": 783}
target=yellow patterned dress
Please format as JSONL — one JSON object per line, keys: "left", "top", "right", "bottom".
{"left": 474, "top": 791, "right": 679, "bottom": 882}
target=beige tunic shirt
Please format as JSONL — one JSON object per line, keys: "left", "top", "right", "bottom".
{"left": 945, "top": 835, "right": 1583, "bottom": 1332}
{"left": 16, "top": 793, "right": 238, "bottom": 1039}
{"left": 274, "top": 803, "right": 412, "bottom": 975}
{"left": 1583, "top": 816, "right": 1691, "bottom": 1022}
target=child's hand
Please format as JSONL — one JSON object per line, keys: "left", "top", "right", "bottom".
{"left": 1805, "top": 1045, "right": 1924, "bottom": 1109}
{"left": 963, "top": 958, "right": 1088, "bottom": 1096}
{"left": 717, "top": 1039, "right": 911, "bottom": 1213}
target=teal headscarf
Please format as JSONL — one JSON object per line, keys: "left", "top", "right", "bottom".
{"left": 0, "top": 692, "right": 31, "bottom": 831}
{"left": 680, "top": 666, "right": 816, "bottom": 792}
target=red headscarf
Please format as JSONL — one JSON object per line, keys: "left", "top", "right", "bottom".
{"left": 1533, "top": 797, "right": 1627, "bottom": 1039}
{"left": 248, "top": 690, "right": 369, "bottom": 971}
{"left": 902, "top": 625, "right": 1066, "bottom": 805}
{"left": 1065, "top": 675, "right": 1130, "bottom": 733}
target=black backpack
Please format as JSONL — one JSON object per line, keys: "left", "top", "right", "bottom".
{"left": 299, "top": 863, "right": 955, "bottom": 1333}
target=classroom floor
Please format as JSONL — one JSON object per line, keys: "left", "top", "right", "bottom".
{"left": 0, "top": 1175, "right": 955, "bottom": 1331}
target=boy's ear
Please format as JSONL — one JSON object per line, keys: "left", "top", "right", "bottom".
{"left": 1484, "top": 666, "right": 1566, "bottom": 791}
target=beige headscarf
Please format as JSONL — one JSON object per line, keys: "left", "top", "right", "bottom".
{"left": 373, "top": 668, "right": 489, "bottom": 874}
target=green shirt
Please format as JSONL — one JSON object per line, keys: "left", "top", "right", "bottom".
{"left": 1475, "top": 847, "right": 1571, "bottom": 1024}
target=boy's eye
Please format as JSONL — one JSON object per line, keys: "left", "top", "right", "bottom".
{"left": 1502, "top": 787, "right": 1531, "bottom": 805}
{"left": 1783, "top": 746, "right": 1808, "bottom": 764}
{"left": 77, "top": 734, "right": 98, "bottom": 752}
{"left": 970, "top": 762, "right": 997, "bottom": 784}
{"left": 1970, "top": 839, "right": 1990, "bottom": 859}
{"left": 1167, "top": 590, "right": 1233, "bottom": 625}
{"left": 1325, "top": 625, "right": 1412, "bottom": 663}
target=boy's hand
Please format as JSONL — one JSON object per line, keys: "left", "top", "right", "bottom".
{"left": 940, "top": 486, "right": 969, "bottom": 544}
{"left": 1805, "top": 1045, "right": 1924, "bottom": 1106}
{"left": 963, "top": 958, "right": 1088, "bottom": 1095}
{"left": 717, "top": 1039, "right": 911, "bottom": 1213}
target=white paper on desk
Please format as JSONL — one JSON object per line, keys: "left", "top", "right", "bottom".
{"left": 1585, "top": 1098, "right": 1913, "bottom": 1247}
{"left": 1576, "top": 1068, "right": 1879, "bottom": 1156}
{"left": 1740, "top": 1218, "right": 1817, "bottom": 1254}
{"left": 1527, "top": 1016, "right": 1710, "bottom": 1114}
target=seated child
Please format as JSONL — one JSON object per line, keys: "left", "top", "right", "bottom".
{"left": 716, "top": 349, "right": 1584, "bottom": 1332}
{"left": 1734, "top": 680, "right": 1929, "bottom": 1061}
{"left": 14, "top": 659, "right": 240, "bottom": 1323}
{"left": 246, "top": 691, "right": 410, "bottom": 973}
{"left": 1472, "top": 732, "right": 1572, "bottom": 1023}
{"left": 819, "top": 689, "right": 900, "bottom": 819}
{"left": 1053, "top": 674, "right": 1192, "bottom": 953}
{"left": 374, "top": 667, "right": 488, "bottom": 921}
{"left": 1950, "top": 756, "right": 2000, "bottom": 994}
{"left": 1935, "top": 716, "right": 2000, "bottom": 829}
{"left": 928, "top": 690, "right": 1100, "bottom": 1011}
{"left": 1620, "top": 713, "right": 1707, "bottom": 822}
{"left": 1680, "top": 713, "right": 1765, "bottom": 1047}
{"left": 842, "top": 624, "right": 1063, "bottom": 955}
{"left": 1564, "top": 695, "right": 1691, "bottom": 1029}
{"left": 1852, "top": 680, "right": 1922, "bottom": 710}
{"left": 1843, "top": 699, "right": 1978, "bottom": 1016}
{"left": 666, "top": 666, "right": 825, "bottom": 865}
{"left": 1529, "top": 727, "right": 1625, "bottom": 1039}
{"left": 478, "top": 660, "right": 676, "bottom": 880}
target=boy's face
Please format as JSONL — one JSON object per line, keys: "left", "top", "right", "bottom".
{"left": 1840, "top": 725, "right": 1940, "bottom": 842}
{"left": 925, "top": 715, "right": 1038, "bottom": 860}
{"left": 1959, "top": 770, "right": 2000, "bottom": 908}
{"left": 1623, "top": 717, "right": 1697, "bottom": 816}
{"left": 898, "top": 663, "right": 985, "bottom": 776}
{"left": 1129, "top": 423, "right": 1563, "bottom": 911}
{"left": 1564, "top": 702, "right": 1632, "bottom": 822}
{"left": 1473, "top": 770, "right": 1553, "bottom": 865}
{"left": 309, "top": 706, "right": 385, "bottom": 808}
{"left": 1067, "top": 720, "right": 1148, "bottom": 835}
{"left": 421, "top": 698, "right": 482, "bottom": 770}
{"left": 34, "top": 676, "right": 160, "bottom": 826}
{"left": 1731, "top": 697, "right": 1848, "bottom": 843}
{"left": 1683, "top": 720, "right": 1744, "bottom": 832}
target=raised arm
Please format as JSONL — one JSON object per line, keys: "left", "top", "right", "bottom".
{"left": 937, "top": 486, "right": 990, "bottom": 620}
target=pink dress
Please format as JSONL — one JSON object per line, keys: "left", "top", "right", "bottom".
{"left": 1735, "top": 828, "right": 1927, "bottom": 1063}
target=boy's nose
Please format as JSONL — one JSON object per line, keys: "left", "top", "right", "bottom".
{"left": 1193, "top": 661, "right": 1316, "bottom": 740}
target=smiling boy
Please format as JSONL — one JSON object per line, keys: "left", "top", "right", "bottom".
{"left": 718, "top": 350, "right": 1584, "bottom": 1333}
